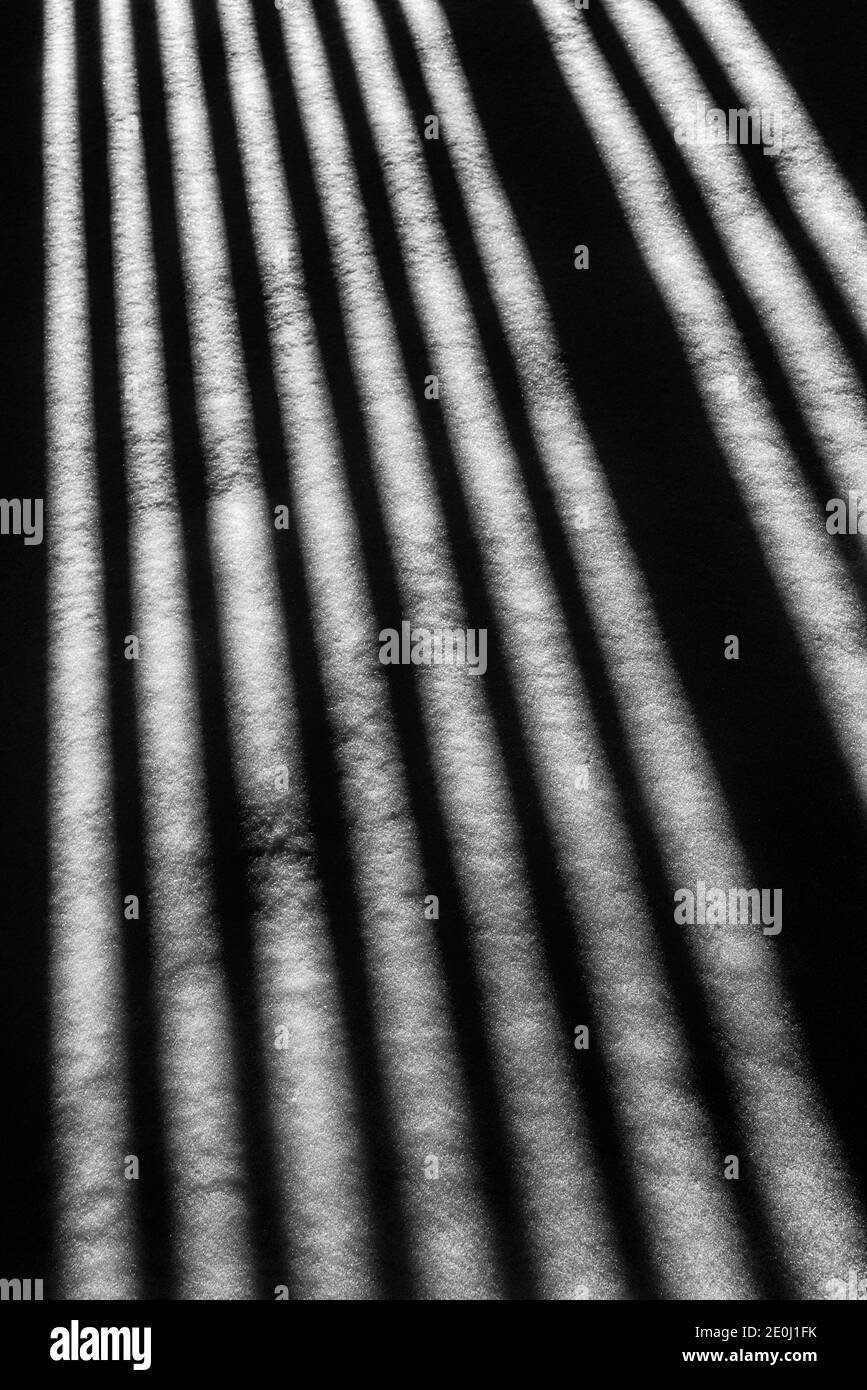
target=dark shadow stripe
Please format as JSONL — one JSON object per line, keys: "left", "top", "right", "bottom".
{"left": 0, "top": 0, "right": 49, "bottom": 1288}
{"left": 656, "top": 0, "right": 867, "bottom": 393}
{"left": 728, "top": 0, "right": 867, "bottom": 203}
{"left": 436, "top": 0, "right": 867, "bottom": 1255}
{"left": 261, "top": 0, "right": 663, "bottom": 1298}
{"left": 584, "top": 0, "right": 867, "bottom": 619}
{"left": 128, "top": 0, "right": 287, "bottom": 1299}
{"left": 74, "top": 0, "right": 173, "bottom": 1299}
{"left": 239, "top": 0, "right": 550, "bottom": 1299}
{"left": 373, "top": 0, "right": 797, "bottom": 1300}
{"left": 182, "top": 0, "right": 423, "bottom": 1305}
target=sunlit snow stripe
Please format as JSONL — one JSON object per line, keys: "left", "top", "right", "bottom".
{"left": 601, "top": 0, "right": 867, "bottom": 497}
{"left": 99, "top": 0, "right": 263, "bottom": 1298}
{"left": 273, "top": 0, "right": 633, "bottom": 1301}
{"left": 681, "top": 0, "right": 867, "bottom": 351}
{"left": 273, "top": 0, "right": 639, "bottom": 1289}
{"left": 277, "top": 0, "right": 641, "bottom": 1298}
{"left": 531, "top": 0, "right": 867, "bottom": 817}
{"left": 531, "top": 0, "right": 867, "bottom": 1293}
{"left": 146, "top": 0, "right": 381, "bottom": 1296}
{"left": 312, "top": 0, "right": 765, "bottom": 1296}
{"left": 214, "top": 0, "right": 538, "bottom": 1297}
{"left": 44, "top": 0, "right": 138, "bottom": 1299}
{"left": 600, "top": 0, "right": 867, "bottom": 790}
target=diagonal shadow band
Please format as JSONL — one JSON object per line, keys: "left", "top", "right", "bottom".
{"left": 178, "top": 0, "right": 427, "bottom": 1302}
{"left": 586, "top": 0, "right": 867, "bottom": 619}
{"left": 371, "top": 0, "right": 800, "bottom": 1298}
{"left": 127, "top": 0, "right": 289, "bottom": 1300}
{"left": 257, "top": 0, "right": 667, "bottom": 1298}
{"left": 718, "top": 0, "right": 867, "bottom": 202}
{"left": 433, "top": 0, "right": 867, "bottom": 1238}
{"left": 195, "top": 0, "right": 538, "bottom": 1300}
{"left": 74, "top": 0, "right": 174, "bottom": 1300}
{"left": 656, "top": 0, "right": 867, "bottom": 393}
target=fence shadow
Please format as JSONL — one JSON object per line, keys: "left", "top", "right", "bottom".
{"left": 435, "top": 0, "right": 867, "bottom": 1259}
{"left": 128, "top": 0, "right": 288, "bottom": 1300}
{"left": 74, "top": 0, "right": 173, "bottom": 1299}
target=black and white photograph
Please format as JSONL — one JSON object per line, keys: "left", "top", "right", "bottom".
{"left": 2, "top": 0, "right": 867, "bottom": 1357}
